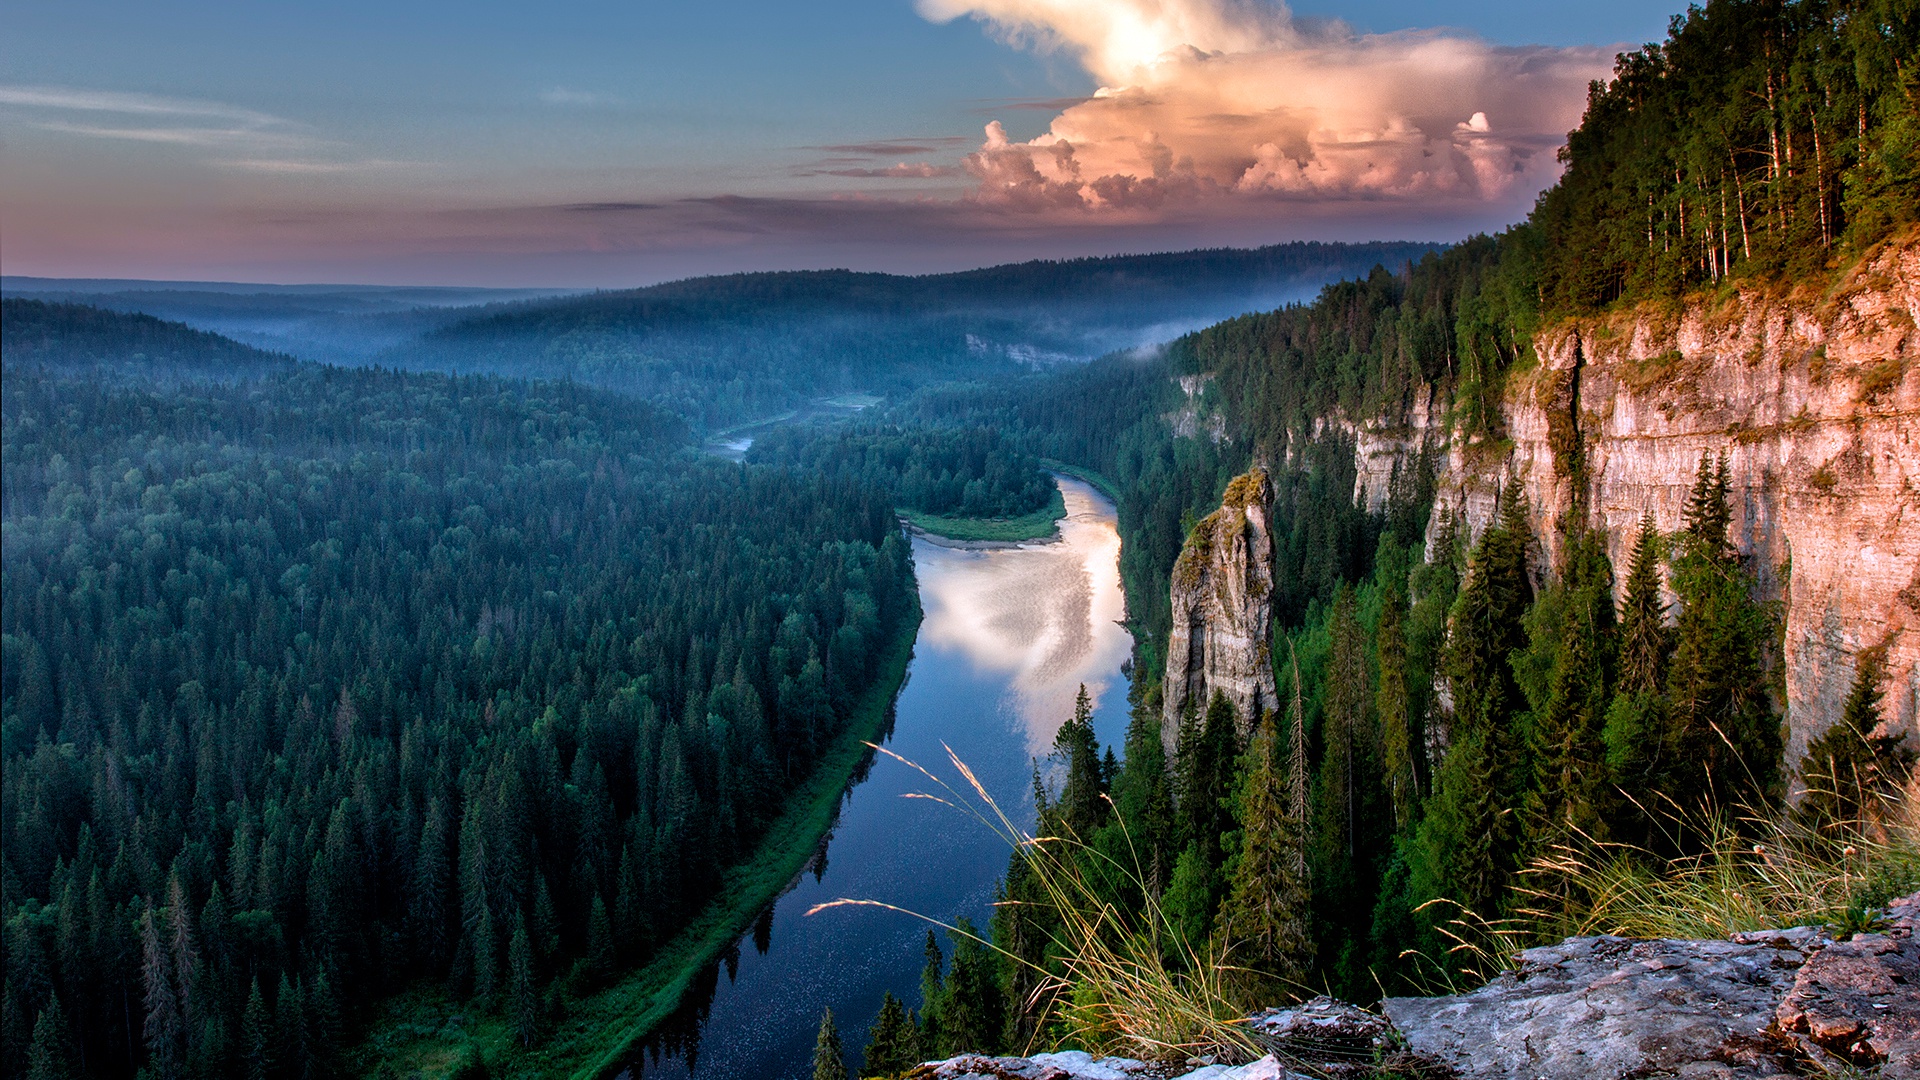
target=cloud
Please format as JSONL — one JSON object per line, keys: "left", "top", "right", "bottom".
{"left": 809, "top": 162, "right": 964, "bottom": 179}
{"left": 919, "top": 0, "right": 1610, "bottom": 213}
{"left": 815, "top": 137, "right": 970, "bottom": 156}
{"left": 0, "top": 82, "right": 433, "bottom": 177}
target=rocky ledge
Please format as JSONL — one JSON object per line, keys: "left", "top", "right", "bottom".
{"left": 910, "top": 892, "right": 1918, "bottom": 1080}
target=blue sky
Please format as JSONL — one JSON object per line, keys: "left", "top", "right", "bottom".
{"left": 0, "top": 0, "right": 1682, "bottom": 285}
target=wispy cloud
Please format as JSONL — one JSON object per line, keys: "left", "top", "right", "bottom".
{"left": 0, "top": 82, "right": 421, "bottom": 175}
{"left": 814, "top": 137, "right": 970, "bottom": 156}
{"left": 799, "top": 161, "right": 964, "bottom": 179}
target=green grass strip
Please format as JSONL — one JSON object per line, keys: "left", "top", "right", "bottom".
{"left": 351, "top": 599, "right": 922, "bottom": 1080}
{"left": 1038, "top": 460, "right": 1122, "bottom": 505}
{"left": 900, "top": 484, "right": 1066, "bottom": 542}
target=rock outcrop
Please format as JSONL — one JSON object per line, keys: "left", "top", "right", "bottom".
{"left": 1338, "top": 236, "right": 1920, "bottom": 761}
{"left": 910, "top": 892, "right": 1920, "bottom": 1080}
{"left": 1163, "top": 467, "right": 1280, "bottom": 739}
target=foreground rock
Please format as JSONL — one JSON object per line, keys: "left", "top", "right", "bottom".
{"left": 914, "top": 892, "right": 1920, "bottom": 1080}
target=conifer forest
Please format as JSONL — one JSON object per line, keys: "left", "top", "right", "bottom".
{"left": 2, "top": 0, "right": 1916, "bottom": 1077}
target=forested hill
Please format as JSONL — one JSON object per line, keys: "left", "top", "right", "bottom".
{"left": 2, "top": 299, "right": 297, "bottom": 381}
{"left": 393, "top": 242, "right": 1437, "bottom": 429}
{"left": 0, "top": 335, "right": 924, "bottom": 1075}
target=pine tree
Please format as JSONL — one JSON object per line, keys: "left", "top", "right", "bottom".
{"left": 813, "top": 1007, "right": 848, "bottom": 1080}
{"left": 861, "top": 991, "right": 915, "bottom": 1079}
{"left": 1216, "top": 713, "right": 1313, "bottom": 1007}
{"left": 470, "top": 902, "right": 497, "bottom": 1003}
{"left": 1177, "top": 692, "right": 1241, "bottom": 861}
{"left": 509, "top": 916, "right": 538, "bottom": 1048}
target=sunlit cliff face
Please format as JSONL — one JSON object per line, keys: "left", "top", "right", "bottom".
{"left": 915, "top": 477, "right": 1133, "bottom": 755}
{"left": 924, "top": 0, "right": 1610, "bottom": 214}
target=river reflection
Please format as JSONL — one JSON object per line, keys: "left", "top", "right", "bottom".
{"left": 625, "top": 475, "right": 1133, "bottom": 1080}
{"left": 917, "top": 477, "right": 1133, "bottom": 755}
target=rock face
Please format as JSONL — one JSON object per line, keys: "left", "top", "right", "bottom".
{"left": 1361, "top": 236, "right": 1920, "bottom": 762}
{"left": 1163, "top": 467, "right": 1280, "bottom": 739}
{"left": 917, "top": 893, "right": 1920, "bottom": 1080}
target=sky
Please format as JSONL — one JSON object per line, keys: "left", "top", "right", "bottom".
{"left": 0, "top": 0, "right": 1681, "bottom": 286}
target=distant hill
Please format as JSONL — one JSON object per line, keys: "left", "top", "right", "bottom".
{"left": 0, "top": 281, "right": 580, "bottom": 365}
{"left": 404, "top": 241, "right": 1440, "bottom": 427}
{"left": 1, "top": 298, "right": 297, "bottom": 380}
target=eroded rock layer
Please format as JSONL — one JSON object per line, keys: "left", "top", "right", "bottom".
{"left": 1163, "top": 467, "right": 1280, "bottom": 740}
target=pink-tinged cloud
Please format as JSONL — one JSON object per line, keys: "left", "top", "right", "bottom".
{"left": 922, "top": 0, "right": 1611, "bottom": 213}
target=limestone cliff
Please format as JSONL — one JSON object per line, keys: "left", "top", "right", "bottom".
{"left": 1348, "top": 236, "right": 1918, "bottom": 762}
{"left": 1163, "top": 467, "right": 1280, "bottom": 738}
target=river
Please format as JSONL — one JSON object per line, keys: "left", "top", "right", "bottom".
{"left": 629, "top": 475, "right": 1135, "bottom": 1078}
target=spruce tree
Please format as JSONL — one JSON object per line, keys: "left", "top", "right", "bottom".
{"left": 813, "top": 1008, "right": 848, "bottom": 1080}
{"left": 1111, "top": 699, "right": 1174, "bottom": 895}
{"left": 1376, "top": 580, "right": 1418, "bottom": 828}
{"left": 23, "top": 996, "right": 70, "bottom": 1080}
{"left": 141, "top": 902, "right": 184, "bottom": 1080}
{"left": 1216, "top": 712, "right": 1313, "bottom": 1007}
{"left": 1525, "top": 528, "right": 1615, "bottom": 848}
{"left": 585, "top": 894, "right": 615, "bottom": 986}
{"left": 241, "top": 978, "right": 273, "bottom": 1080}
{"left": 1053, "top": 685, "right": 1108, "bottom": 840}
{"left": 1665, "top": 454, "right": 1780, "bottom": 818}
{"left": 1414, "top": 488, "right": 1533, "bottom": 923}
{"left": 916, "top": 931, "right": 944, "bottom": 1054}
{"left": 509, "top": 917, "right": 538, "bottom": 1048}
{"left": 938, "top": 919, "right": 1005, "bottom": 1055}
{"left": 1796, "top": 647, "right": 1916, "bottom": 835}
{"left": 861, "top": 991, "right": 915, "bottom": 1079}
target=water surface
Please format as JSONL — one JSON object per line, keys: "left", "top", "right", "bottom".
{"left": 631, "top": 476, "right": 1133, "bottom": 1078}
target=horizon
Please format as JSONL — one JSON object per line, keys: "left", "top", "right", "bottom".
{"left": 1, "top": 0, "right": 1679, "bottom": 286}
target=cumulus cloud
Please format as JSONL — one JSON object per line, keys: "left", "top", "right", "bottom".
{"left": 919, "top": 0, "right": 1610, "bottom": 212}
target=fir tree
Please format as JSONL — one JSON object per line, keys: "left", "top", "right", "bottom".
{"left": 1525, "top": 528, "right": 1616, "bottom": 847}
{"left": 1111, "top": 698, "right": 1174, "bottom": 895}
{"left": 140, "top": 902, "right": 184, "bottom": 1080}
{"left": 1665, "top": 454, "right": 1780, "bottom": 817}
{"left": 861, "top": 991, "right": 916, "bottom": 1079}
{"left": 509, "top": 917, "right": 538, "bottom": 1048}
{"left": 1376, "top": 579, "right": 1418, "bottom": 828}
{"left": 1053, "top": 685, "right": 1108, "bottom": 840}
{"left": 813, "top": 1008, "right": 848, "bottom": 1080}
{"left": 917, "top": 931, "right": 944, "bottom": 1054}
{"left": 1216, "top": 712, "right": 1313, "bottom": 1007}
{"left": 24, "top": 996, "right": 70, "bottom": 1080}
{"left": 585, "top": 894, "right": 615, "bottom": 986}
{"left": 1415, "top": 488, "right": 1534, "bottom": 923}
{"left": 937, "top": 919, "right": 1004, "bottom": 1056}
{"left": 1796, "top": 647, "right": 1916, "bottom": 834}
{"left": 241, "top": 978, "right": 273, "bottom": 1080}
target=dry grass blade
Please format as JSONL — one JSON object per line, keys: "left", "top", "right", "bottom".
{"left": 808, "top": 747, "right": 1264, "bottom": 1064}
